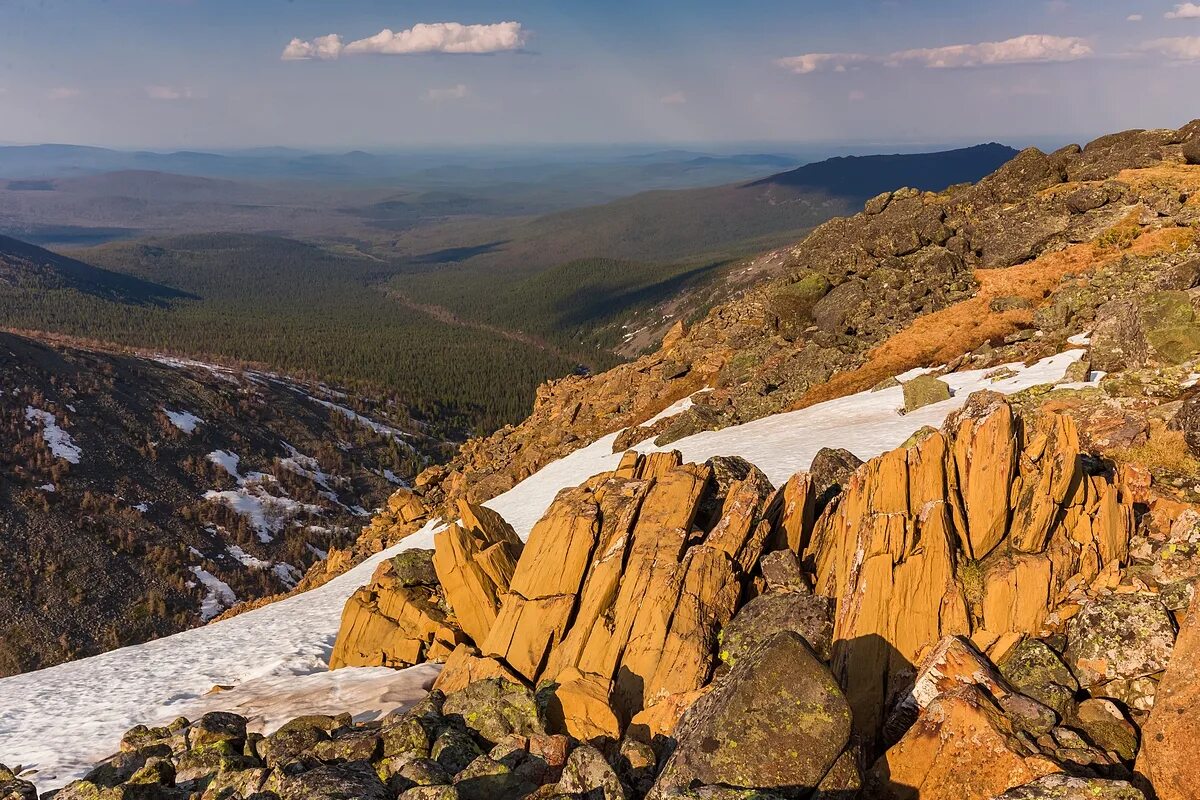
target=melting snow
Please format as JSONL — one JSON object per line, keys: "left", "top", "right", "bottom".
{"left": 24, "top": 408, "right": 82, "bottom": 464}
{"left": 189, "top": 567, "right": 237, "bottom": 622}
{"left": 164, "top": 409, "right": 204, "bottom": 434}
{"left": 37, "top": 483, "right": 56, "bottom": 493}
{"left": 0, "top": 347, "right": 1090, "bottom": 790}
{"left": 311, "top": 398, "right": 413, "bottom": 445}
{"left": 203, "top": 488, "right": 322, "bottom": 544}
{"left": 226, "top": 545, "right": 270, "bottom": 570}
{"left": 206, "top": 450, "right": 242, "bottom": 481}
{"left": 133, "top": 502, "right": 150, "bottom": 513}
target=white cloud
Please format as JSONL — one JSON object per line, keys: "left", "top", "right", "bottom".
{"left": 146, "top": 85, "right": 194, "bottom": 101}
{"left": 281, "top": 33, "right": 344, "bottom": 61}
{"left": 1166, "top": 3, "right": 1200, "bottom": 19}
{"left": 1128, "top": 14, "right": 1144, "bottom": 22}
{"left": 660, "top": 91, "right": 687, "bottom": 105}
{"left": 424, "top": 83, "right": 470, "bottom": 102}
{"left": 47, "top": 87, "right": 79, "bottom": 100}
{"left": 778, "top": 34, "right": 1091, "bottom": 74}
{"left": 887, "top": 34, "right": 1092, "bottom": 68}
{"left": 1143, "top": 35, "right": 1200, "bottom": 60}
{"left": 283, "top": 21, "right": 526, "bottom": 61}
{"left": 775, "top": 52, "right": 872, "bottom": 74}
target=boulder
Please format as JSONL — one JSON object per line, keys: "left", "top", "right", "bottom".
{"left": 442, "top": 678, "right": 546, "bottom": 747}
{"left": 806, "top": 447, "right": 863, "bottom": 513}
{"left": 1063, "top": 594, "right": 1176, "bottom": 688}
{"left": 757, "top": 550, "right": 808, "bottom": 593}
{"left": 1135, "top": 592, "right": 1200, "bottom": 800}
{"left": 1183, "top": 134, "right": 1200, "bottom": 166}
{"left": 1071, "top": 699, "right": 1137, "bottom": 761}
{"left": 996, "top": 638, "right": 1078, "bottom": 718}
{"left": 865, "top": 685, "right": 1060, "bottom": 800}
{"left": 1167, "top": 394, "right": 1200, "bottom": 456}
{"left": 902, "top": 375, "right": 951, "bottom": 412}
{"left": 650, "top": 632, "right": 851, "bottom": 798}
{"left": 558, "top": 745, "right": 626, "bottom": 800}
{"left": 274, "top": 761, "right": 390, "bottom": 800}
{"left": 718, "top": 591, "right": 834, "bottom": 664}
{"left": 990, "top": 774, "right": 1145, "bottom": 799}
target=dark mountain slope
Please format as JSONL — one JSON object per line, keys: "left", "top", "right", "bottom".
{"left": 0, "top": 235, "right": 190, "bottom": 304}
{"left": 750, "top": 142, "right": 1019, "bottom": 195}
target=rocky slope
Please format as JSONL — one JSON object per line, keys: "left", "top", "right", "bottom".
{"left": 11, "top": 121, "right": 1200, "bottom": 800}
{"left": 0, "top": 330, "right": 448, "bottom": 675}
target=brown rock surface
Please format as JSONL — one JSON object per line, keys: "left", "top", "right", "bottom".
{"left": 432, "top": 500, "right": 524, "bottom": 645}
{"left": 329, "top": 553, "right": 461, "bottom": 670}
{"left": 1135, "top": 593, "right": 1200, "bottom": 800}
{"left": 866, "top": 685, "right": 1060, "bottom": 800}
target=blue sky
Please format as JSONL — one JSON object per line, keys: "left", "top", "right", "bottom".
{"left": 0, "top": 0, "right": 1198, "bottom": 149}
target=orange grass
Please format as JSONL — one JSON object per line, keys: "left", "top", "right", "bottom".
{"left": 792, "top": 223, "right": 1195, "bottom": 410}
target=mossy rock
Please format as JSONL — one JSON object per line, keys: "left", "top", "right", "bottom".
{"left": 1064, "top": 594, "right": 1176, "bottom": 688}
{"left": 901, "top": 375, "right": 951, "bottom": 412}
{"left": 390, "top": 550, "right": 439, "bottom": 588}
{"left": 997, "top": 637, "right": 1078, "bottom": 717}
{"left": 442, "top": 679, "right": 545, "bottom": 748}
{"left": 654, "top": 632, "right": 851, "bottom": 795}
{"left": 1146, "top": 324, "right": 1200, "bottom": 365}
{"left": 767, "top": 272, "right": 832, "bottom": 340}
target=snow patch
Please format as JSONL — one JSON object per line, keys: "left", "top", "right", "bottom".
{"left": 24, "top": 407, "right": 82, "bottom": 464}
{"left": 163, "top": 409, "right": 204, "bottom": 434}
{"left": 189, "top": 567, "right": 237, "bottom": 622}
{"left": 206, "top": 450, "right": 242, "bottom": 481}
{"left": 204, "top": 488, "right": 323, "bottom": 544}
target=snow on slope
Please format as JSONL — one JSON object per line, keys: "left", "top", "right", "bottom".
{"left": 0, "top": 348, "right": 1088, "bottom": 788}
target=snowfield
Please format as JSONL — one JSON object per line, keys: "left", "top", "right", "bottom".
{"left": 0, "top": 349, "right": 1089, "bottom": 788}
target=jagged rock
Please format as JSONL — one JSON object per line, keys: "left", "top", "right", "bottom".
{"left": 757, "top": 550, "right": 808, "bottom": 593}
{"left": 200, "top": 766, "right": 268, "bottom": 800}
{"left": 806, "top": 447, "right": 863, "bottom": 514}
{"left": 433, "top": 501, "right": 524, "bottom": 645}
{"left": 616, "top": 738, "right": 657, "bottom": 797}
{"left": 558, "top": 745, "right": 625, "bottom": 800}
{"left": 866, "top": 685, "right": 1060, "bottom": 800}
{"left": 811, "top": 395, "right": 1135, "bottom": 754}
{"left": 718, "top": 591, "right": 833, "bottom": 664}
{"left": 329, "top": 551, "right": 461, "bottom": 670}
{"left": 1135, "top": 592, "right": 1200, "bottom": 800}
{"left": 544, "top": 668, "right": 621, "bottom": 742}
{"left": 1167, "top": 394, "right": 1200, "bottom": 456}
{"left": 388, "top": 758, "right": 452, "bottom": 794}
{"left": 626, "top": 688, "right": 709, "bottom": 744}
{"left": 1070, "top": 699, "right": 1136, "bottom": 761}
{"left": 1063, "top": 594, "right": 1176, "bottom": 689}
{"left": 442, "top": 678, "right": 545, "bottom": 747}
{"left": 274, "top": 761, "right": 389, "bottom": 800}
{"left": 432, "top": 644, "right": 525, "bottom": 695}
{"left": 651, "top": 632, "right": 850, "bottom": 798}
{"left": 812, "top": 748, "right": 861, "bottom": 800}
{"left": 990, "top": 774, "right": 1145, "bottom": 799}
{"left": 902, "top": 375, "right": 951, "bottom": 412}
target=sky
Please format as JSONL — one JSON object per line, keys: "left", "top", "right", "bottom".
{"left": 0, "top": 0, "right": 1198, "bottom": 150}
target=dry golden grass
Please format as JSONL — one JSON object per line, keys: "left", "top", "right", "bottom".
{"left": 1115, "top": 163, "right": 1200, "bottom": 196}
{"left": 792, "top": 221, "right": 1194, "bottom": 410}
{"left": 1112, "top": 421, "right": 1200, "bottom": 478}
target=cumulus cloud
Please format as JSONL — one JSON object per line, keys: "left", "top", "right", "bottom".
{"left": 1166, "top": 3, "right": 1200, "bottom": 19}
{"left": 778, "top": 34, "right": 1091, "bottom": 74}
{"left": 1128, "top": 13, "right": 1144, "bottom": 21}
{"left": 146, "top": 85, "right": 194, "bottom": 101}
{"left": 424, "top": 84, "right": 470, "bottom": 102}
{"left": 775, "top": 52, "right": 872, "bottom": 74}
{"left": 887, "top": 34, "right": 1092, "bottom": 68}
{"left": 1143, "top": 36, "right": 1200, "bottom": 60}
{"left": 47, "top": 87, "right": 79, "bottom": 100}
{"left": 281, "top": 33, "right": 344, "bottom": 61}
{"left": 283, "top": 21, "right": 526, "bottom": 61}
{"left": 660, "top": 91, "right": 687, "bottom": 105}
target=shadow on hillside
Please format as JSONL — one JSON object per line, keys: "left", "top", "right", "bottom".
{"left": 553, "top": 260, "right": 726, "bottom": 329}
{"left": 0, "top": 234, "right": 195, "bottom": 306}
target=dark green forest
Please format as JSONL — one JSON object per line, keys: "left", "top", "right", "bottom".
{"left": 0, "top": 234, "right": 577, "bottom": 434}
